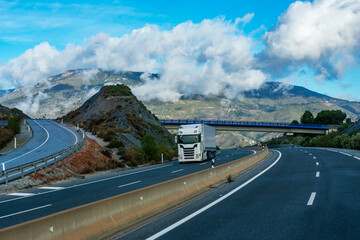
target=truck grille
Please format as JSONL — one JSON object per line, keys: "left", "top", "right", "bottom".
{"left": 183, "top": 148, "right": 195, "bottom": 160}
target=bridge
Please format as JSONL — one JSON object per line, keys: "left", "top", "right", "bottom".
{"left": 160, "top": 119, "right": 330, "bottom": 135}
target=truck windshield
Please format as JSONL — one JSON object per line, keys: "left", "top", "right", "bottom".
{"left": 178, "top": 134, "right": 201, "bottom": 144}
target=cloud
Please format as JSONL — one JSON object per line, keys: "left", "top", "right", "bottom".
{"left": 0, "top": 16, "right": 267, "bottom": 102}
{"left": 261, "top": 0, "right": 360, "bottom": 79}
{"left": 15, "top": 92, "right": 49, "bottom": 117}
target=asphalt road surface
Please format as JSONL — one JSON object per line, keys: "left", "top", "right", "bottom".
{"left": 0, "top": 149, "right": 255, "bottom": 229}
{"left": 119, "top": 148, "right": 360, "bottom": 240}
{"left": 0, "top": 120, "right": 81, "bottom": 169}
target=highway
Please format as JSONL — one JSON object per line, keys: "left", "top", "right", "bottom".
{"left": 0, "top": 149, "right": 255, "bottom": 229}
{"left": 119, "top": 148, "right": 360, "bottom": 240}
{"left": 0, "top": 120, "right": 81, "bottom": 182}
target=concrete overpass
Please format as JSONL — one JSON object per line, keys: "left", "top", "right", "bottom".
{"left": 160, "top": 119, "right": 330, "bottom": 135}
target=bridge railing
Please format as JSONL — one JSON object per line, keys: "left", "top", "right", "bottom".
{"left": 160, "top": 119, "right": 329, "bottom": 130}
{"left": 0, "top": 127, "right": 86, "bottom": 185}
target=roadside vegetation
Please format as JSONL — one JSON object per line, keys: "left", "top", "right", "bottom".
{"left": 118, "top": 133, "right": 176, "bottom": 167}
{"left": 267, "top": 110, "right": 360, "bottom": 150}
{"left": 0, "top": 116, "right": 21, "bottom": 149}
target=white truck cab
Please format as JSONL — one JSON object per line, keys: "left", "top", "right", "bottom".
{"left": 177, "top": 124, "right": 216, "bottom": 163}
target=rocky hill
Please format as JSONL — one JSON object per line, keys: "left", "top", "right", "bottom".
{"left": 0, "top": 104, "right": 29, "bottom": 120}
{"left": 1, "top": 69, "right": 360, "bottom": 148}
{"left": 63, "top": 84, "right": 173, "bottom": 148}
{"left": 0, "top": 69, "right": 151, "bottom": 119}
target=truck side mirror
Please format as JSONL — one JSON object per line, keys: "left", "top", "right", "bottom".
{"left": 174, "top": 136, "right": 178, "bottom": 143}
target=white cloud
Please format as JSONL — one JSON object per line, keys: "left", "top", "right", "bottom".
{"left": 263, "top": 0, "right": 360, "bottom": 79}
{"left": 0, "top": 16, "right": 267, "bottom": 102}
{"left": 16, "top": 92, "right": 49, "bottom": 116}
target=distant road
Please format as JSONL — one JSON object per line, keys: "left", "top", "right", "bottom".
{"left": 120, "top": 148, "right": 360, "bottom": 240}
{"left": 0, "top": 119, "right": 81, "bottom": 171}
{"left": 0, "top": 150, "right": 255, "bottom": 228}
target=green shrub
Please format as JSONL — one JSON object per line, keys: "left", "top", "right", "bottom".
{"left": 107, "top": 138, "right": 124, "bottom": 149}
{"left": 7, "top": 116, "right": 21, "bottom": 134}
{"left": 141, "top": 133, "right": 161, "bottom": 162}
{"left": 123, "top": 146, "right": 145, "bottom": 167}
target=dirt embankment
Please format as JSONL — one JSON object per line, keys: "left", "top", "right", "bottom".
{"left": 30, "top": 138, "right": 120, "bottom": 184}
{"left": 0, "top": 138, "right": 120, "bottom": 194}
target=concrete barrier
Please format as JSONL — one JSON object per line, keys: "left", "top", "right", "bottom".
{"left": 0, "top": 149, "right": 269, "bottom": 240}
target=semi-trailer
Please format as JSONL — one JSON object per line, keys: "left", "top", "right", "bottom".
{"left": 176, "top": 124, "right": 216, "bottom": 163}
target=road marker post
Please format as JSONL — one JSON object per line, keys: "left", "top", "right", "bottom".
{"left": 161, "top": 153, "right": 164, "bottom": 164}
{"left": 14, "top": 137, "right": 16, "bottom": 149}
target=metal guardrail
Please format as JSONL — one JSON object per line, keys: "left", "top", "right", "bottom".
{"left": 160, "top": 119, "right": 329, "bottom": 130}
{"left": 0, "top": 127, "right": 86, "bottom": 185}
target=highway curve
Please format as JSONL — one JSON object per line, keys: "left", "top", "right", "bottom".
{"left": 0, "top": 120, "right": 81, "bottom": 178}
{"left": 0, "top": 149, "right": 255, "bottom": 228}
{"left": 119, "top": 148, "right": 360, "bottom": 240}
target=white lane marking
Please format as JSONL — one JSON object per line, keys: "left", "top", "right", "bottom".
{"left": 0, "top": 204, "right": 52, "bottom": 220}
{"left": 4, "top": 120, "right": 50, "bottom": 164}
{"left": 171, "top": 169, "right": 184, "bottom": 174}
{"left": 316, "top": 171, "right": 320, "bottom": 177}
{"left": 118, "top": 180, "right": 141, "bottom": 188}
{"left": 52, "top": 121, "right": 78, "bottom": 144}
{"left": 146, "top": 150, "right": 282, "bottom": 240}
{"left": 316, "top": 162, "right": 319, "bottom": 166}
{"left": 307, "top": 192, "right": 316, "bottom": 206}
{"left": 339, "top": 152, "right": 352, "bottom": 157}
{"left": 252, "top": 150, "right": 256, "bottom": 154}
{"left": 309, "top": 153, "right": 312, "bottom": 156}
{"left": 354, "top": 156, "right": 360, "bottom": 160}
{"left": 7, "top": 192, "right": 36, "bottom": 197}
{"left": 0, "top": 163, "right": 173, "bottom": 204}
{"left": 200, "top": 162, "right": 207, "bottom": 165}
{"left": 38, "top": 187, "right": 65, "bottom": 190}
{"left": 313, "top": 157, "right": 316, "bottom": 159}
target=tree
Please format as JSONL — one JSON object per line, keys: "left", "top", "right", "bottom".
{"left": 313, "top": 110, "right": 346, "bottom": 125}
{"left": 141, "top": 133, "right": 161, "bottom": 162}
{"left": 7, "top": 116, "right": 21, "bottom": 134}
{"left": 300, "top": 110, "right": 314, "bottom": 124}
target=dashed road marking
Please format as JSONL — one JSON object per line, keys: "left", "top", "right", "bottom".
{"left": 7, "top": 193, "right": 36, "bottom": 197}
{"left": 200, "top": 162, "right": 207, "bottom": 165}
{"left": 339, "top": 152, "right": 352, "bottom": 157}
{"left": 171, "top": 169, "right": 184, "bottom": 174}
{"left": 354, "top": 156, "right": 360, "bottom": 160}
{"left": 316, "top": 171, "right": 320, "bottom": 177}
{"left": 313, "top": 157, "right": 316, "bottom": 159}
{"left": 38, "top": 187, "right": 65, "bottom": 190}
{"left": 307, "top": 192, "right": 316, "bottom": 206}
{"left": 118, "top": 181, "right": 141, "bottom": 188}
{"left": 316, "top": 162, "right": 319, "bottom": 166}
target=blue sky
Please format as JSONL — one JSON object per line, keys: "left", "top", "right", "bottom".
{"left": 1, "top": 0, "right": 360, "bottom": 101}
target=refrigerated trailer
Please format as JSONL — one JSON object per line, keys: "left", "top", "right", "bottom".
{"left": 177, "top": 124, "right": 216, "bottom": 163}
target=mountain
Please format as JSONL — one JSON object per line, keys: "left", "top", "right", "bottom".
{"left": 0, "top": 69, "right": 151, "bottom": 119}
{"left": 1, "top": 69, "right": 360, "bottom": 148}
{"left": 0, "top": 104, "right": 30, "bottom": 120}
{"left": 0, "top": 89, "right": 15, "bottom": 98}
{"left": 63, "top": 84, "right": 173, "bottom": 148}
